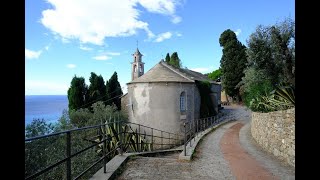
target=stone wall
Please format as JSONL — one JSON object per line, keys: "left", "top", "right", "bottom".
{"left": 251, "top": 108, "right": 295, "bottom": 167}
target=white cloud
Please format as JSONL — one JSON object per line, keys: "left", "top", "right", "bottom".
{"left": 106, "top": 52, "right": 121, "bottom": 56}
{"left": 66, "top": 64, "right": 76, "bottom": 68}
{"left": 171, "top": 16, "right": 182, "bottom": 24}
{"left": 138, "top": 0, "right": 182, "bottom": 24}
{"left": 93, "top": 55, "right": 111, "bottom": 60}
{"left": 25, "top": 80, "right": 69, "bottom": 95}
{"left": 40, "top": 0, "right": 182, "bottom": 45}
{"left": 154, "top": 32, "right": 172, "bottom": 42}
{"left": 45, "top": 45, "right": 50, "bottom": 50}
{"left": 92, "top": 51, "right": 120, "bottom": 61}
{"left": 235, "top": 29, "right": 242, "bottom": 36}
{"left": 41, "top": 0, "right": 153, "bottom": 45}
{"left": 176, "top": 32, "right": 182, "bottom": 37}
{"left": 79, "top": 44, "right": 93, "bottom": 51}
{"left": 25, "top": 49, "right": 42, "bottom": 59}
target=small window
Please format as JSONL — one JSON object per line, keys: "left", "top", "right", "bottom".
{"left": 134, "top": 65, "right": 137, "bottom": 72}
{"left": 139, "top": 64, "right": 142, "bottom": 72}
{"left": 180, "top": 92, "right": 186, "bottom": 112}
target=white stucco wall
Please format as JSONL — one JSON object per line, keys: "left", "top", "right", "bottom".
{"left": 127, "top": 82, "right": 200, "bottom": 139}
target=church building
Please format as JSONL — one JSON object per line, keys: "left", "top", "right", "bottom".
{"left": 121, "top": 48, "right": 221, "bottom": 138}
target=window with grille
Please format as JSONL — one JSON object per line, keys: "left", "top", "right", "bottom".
{"left": 180, "top": 92, "right": 186, "bottom": 112}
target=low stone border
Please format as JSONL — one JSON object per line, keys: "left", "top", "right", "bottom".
{"left": 178, "top": 119, "right": 235, "bottom": 161}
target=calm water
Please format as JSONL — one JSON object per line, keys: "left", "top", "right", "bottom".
{"left": 25, "top": 95, "right": 68, "bottom": 126}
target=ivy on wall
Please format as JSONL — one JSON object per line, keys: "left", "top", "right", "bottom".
{"left": 195, "top": 80, "right": 216, "bottom": 118}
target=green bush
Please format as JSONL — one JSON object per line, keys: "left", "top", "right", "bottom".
{"left": 243, "top": 80, "right": 273, "bottom": 109}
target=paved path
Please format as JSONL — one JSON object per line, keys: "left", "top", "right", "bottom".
{"left": 116, "top": 105, "right": 295, "bottom": 180}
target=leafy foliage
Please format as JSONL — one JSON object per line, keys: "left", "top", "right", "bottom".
{"left": 69, "top": 102, "right": 127, "bottom": 128}
{"left": 219, "top": 29, "right": 247, "bottom": 100}
{"left": 246, "top": 18, "right": 295, "bottom": 86}
{"left": 88, "top": 72, "right": 107, "bottom": 109}
{"left": 106, "top": 72, "right": 123, "bottom": 110}
{"left": 67, "top": 71, "right": 123, "bottom": 112}
{"left": 69, "top": 108, "right": 93, "bottom": 128}
{"left": 240, "top": 18, "right": 295, "bottom": 112}
{"left": 242, "top": 79, "right": 273, "bottom": 109}
{"left": 25, "top": 118, "right": 55, "bottom": 138}
{"left": 195, "top": 80, "right": 216, "bottom": 118}
{"left": 165, "top": 53, "right": 170, "bottom": 63}
{"left": 208, "top": 68, "right": 222, "bottom": 81}
{"left": 67, "top": 75, "right": 88, "bottom": 111}
{"left": 168, "top": 52, "right": 181, "bottom": 68}
{"left": 238, "top": 67, "right": 274, "bottom": 107}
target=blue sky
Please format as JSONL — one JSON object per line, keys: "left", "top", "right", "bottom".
{"left": 25, "top": 0, "right": 294, "bottom": 95}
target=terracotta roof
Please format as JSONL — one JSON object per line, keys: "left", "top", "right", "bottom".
{"left": 127, "top": 60, "right": 219, "bottom": 84}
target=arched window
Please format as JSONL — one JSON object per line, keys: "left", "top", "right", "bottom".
{"left": 139, "top": 64, "right": 142, "bottom": 73}
{"left": 180, "top": 92, "right": 186, "bottom": 112}
{"left": 134, "top": 65, "right": 137, "bottom": 72}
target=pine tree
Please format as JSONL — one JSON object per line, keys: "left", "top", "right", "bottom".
{"left": 165, "top": 53, "right": 170, "bottom": 63}
{"left": 106, "top": 72, "right": 123, "bottom": 110}
{"left": 219, "top": 29, "right": 247, "bottom": 100}
{"left": 88, "top": 72, "right": 106, "bottom": 108}
{"left": 67, "top": 75, "right": 88, "bottom": 111}
{"left": 169, "top": 52, "right": 181, "bottom": 68}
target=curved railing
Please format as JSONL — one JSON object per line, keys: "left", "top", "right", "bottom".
{"left": 25, "top": 120, "right": 184, "bottom": 180}
{"left": 183, "top": 115, "right": 224, "bottom": 156}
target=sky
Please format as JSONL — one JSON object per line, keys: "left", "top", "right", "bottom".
{"left": 25, "top": 0, "right": 295, "bottom": 95}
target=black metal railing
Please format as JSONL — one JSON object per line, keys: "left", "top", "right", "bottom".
{"left": 25, "top": 120, "right": 184, "bottom": 180}
{"left": 183, "top": 115, "right": 225, "bottom": 156}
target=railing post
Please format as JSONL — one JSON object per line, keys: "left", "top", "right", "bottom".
{"left": 189, "top": 127, "right": 192, "bottom": 147}
{"left": 205, "top": 118, "right": 207, "bottom": 129}
{"left": 151, "top": 128, "right": 153, "bottom": 151}
{"left": 118, "top": 121, "right": 121, "bottom": 146}
{"left": 194, "top": 120, "right": 196, "bottom": 142}
{"left": 66, "top": 132, "right": 71, "bottom": 180}
{"left": 184, "top": 123, "right": 186, "bottom": 156}
{"left": 196, "top": 119, "right": 199, "bottom": 136}
{"left": 161, "top": 131, "right": 163, "bottom": 150}
{"left": 138, "top": 124, "right": 140, "bottom": 152}
{"left": 103, "top": 124, "right": 107, "bottom": 173}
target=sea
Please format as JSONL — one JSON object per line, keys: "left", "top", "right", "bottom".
{"left": 25, "top": 95, "right": 69, "bottom": 126}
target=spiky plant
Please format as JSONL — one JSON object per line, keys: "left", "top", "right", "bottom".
{"left": 250, "top": 84, "right": 295, "bottom": 112}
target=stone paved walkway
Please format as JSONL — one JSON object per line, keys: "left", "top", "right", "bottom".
{"left": 116, "top": 105, "right": 295, "bottom": 180}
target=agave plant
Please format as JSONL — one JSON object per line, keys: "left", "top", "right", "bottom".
{"left": 250, "top": 84, "right": 295, "bottom": 112}
{"left": 92, "top": 121, "right": 151, "bottom": 158}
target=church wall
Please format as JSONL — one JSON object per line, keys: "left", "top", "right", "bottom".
{"left": 127, "top": 82, "right": 200, "bottom": 142}
{"left": 210, "top": 83, "right": 221, "bottom": 106}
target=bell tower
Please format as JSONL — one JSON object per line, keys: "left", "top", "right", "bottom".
{"left": 131, "top": 48, "right": 144, "bottom": 81}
